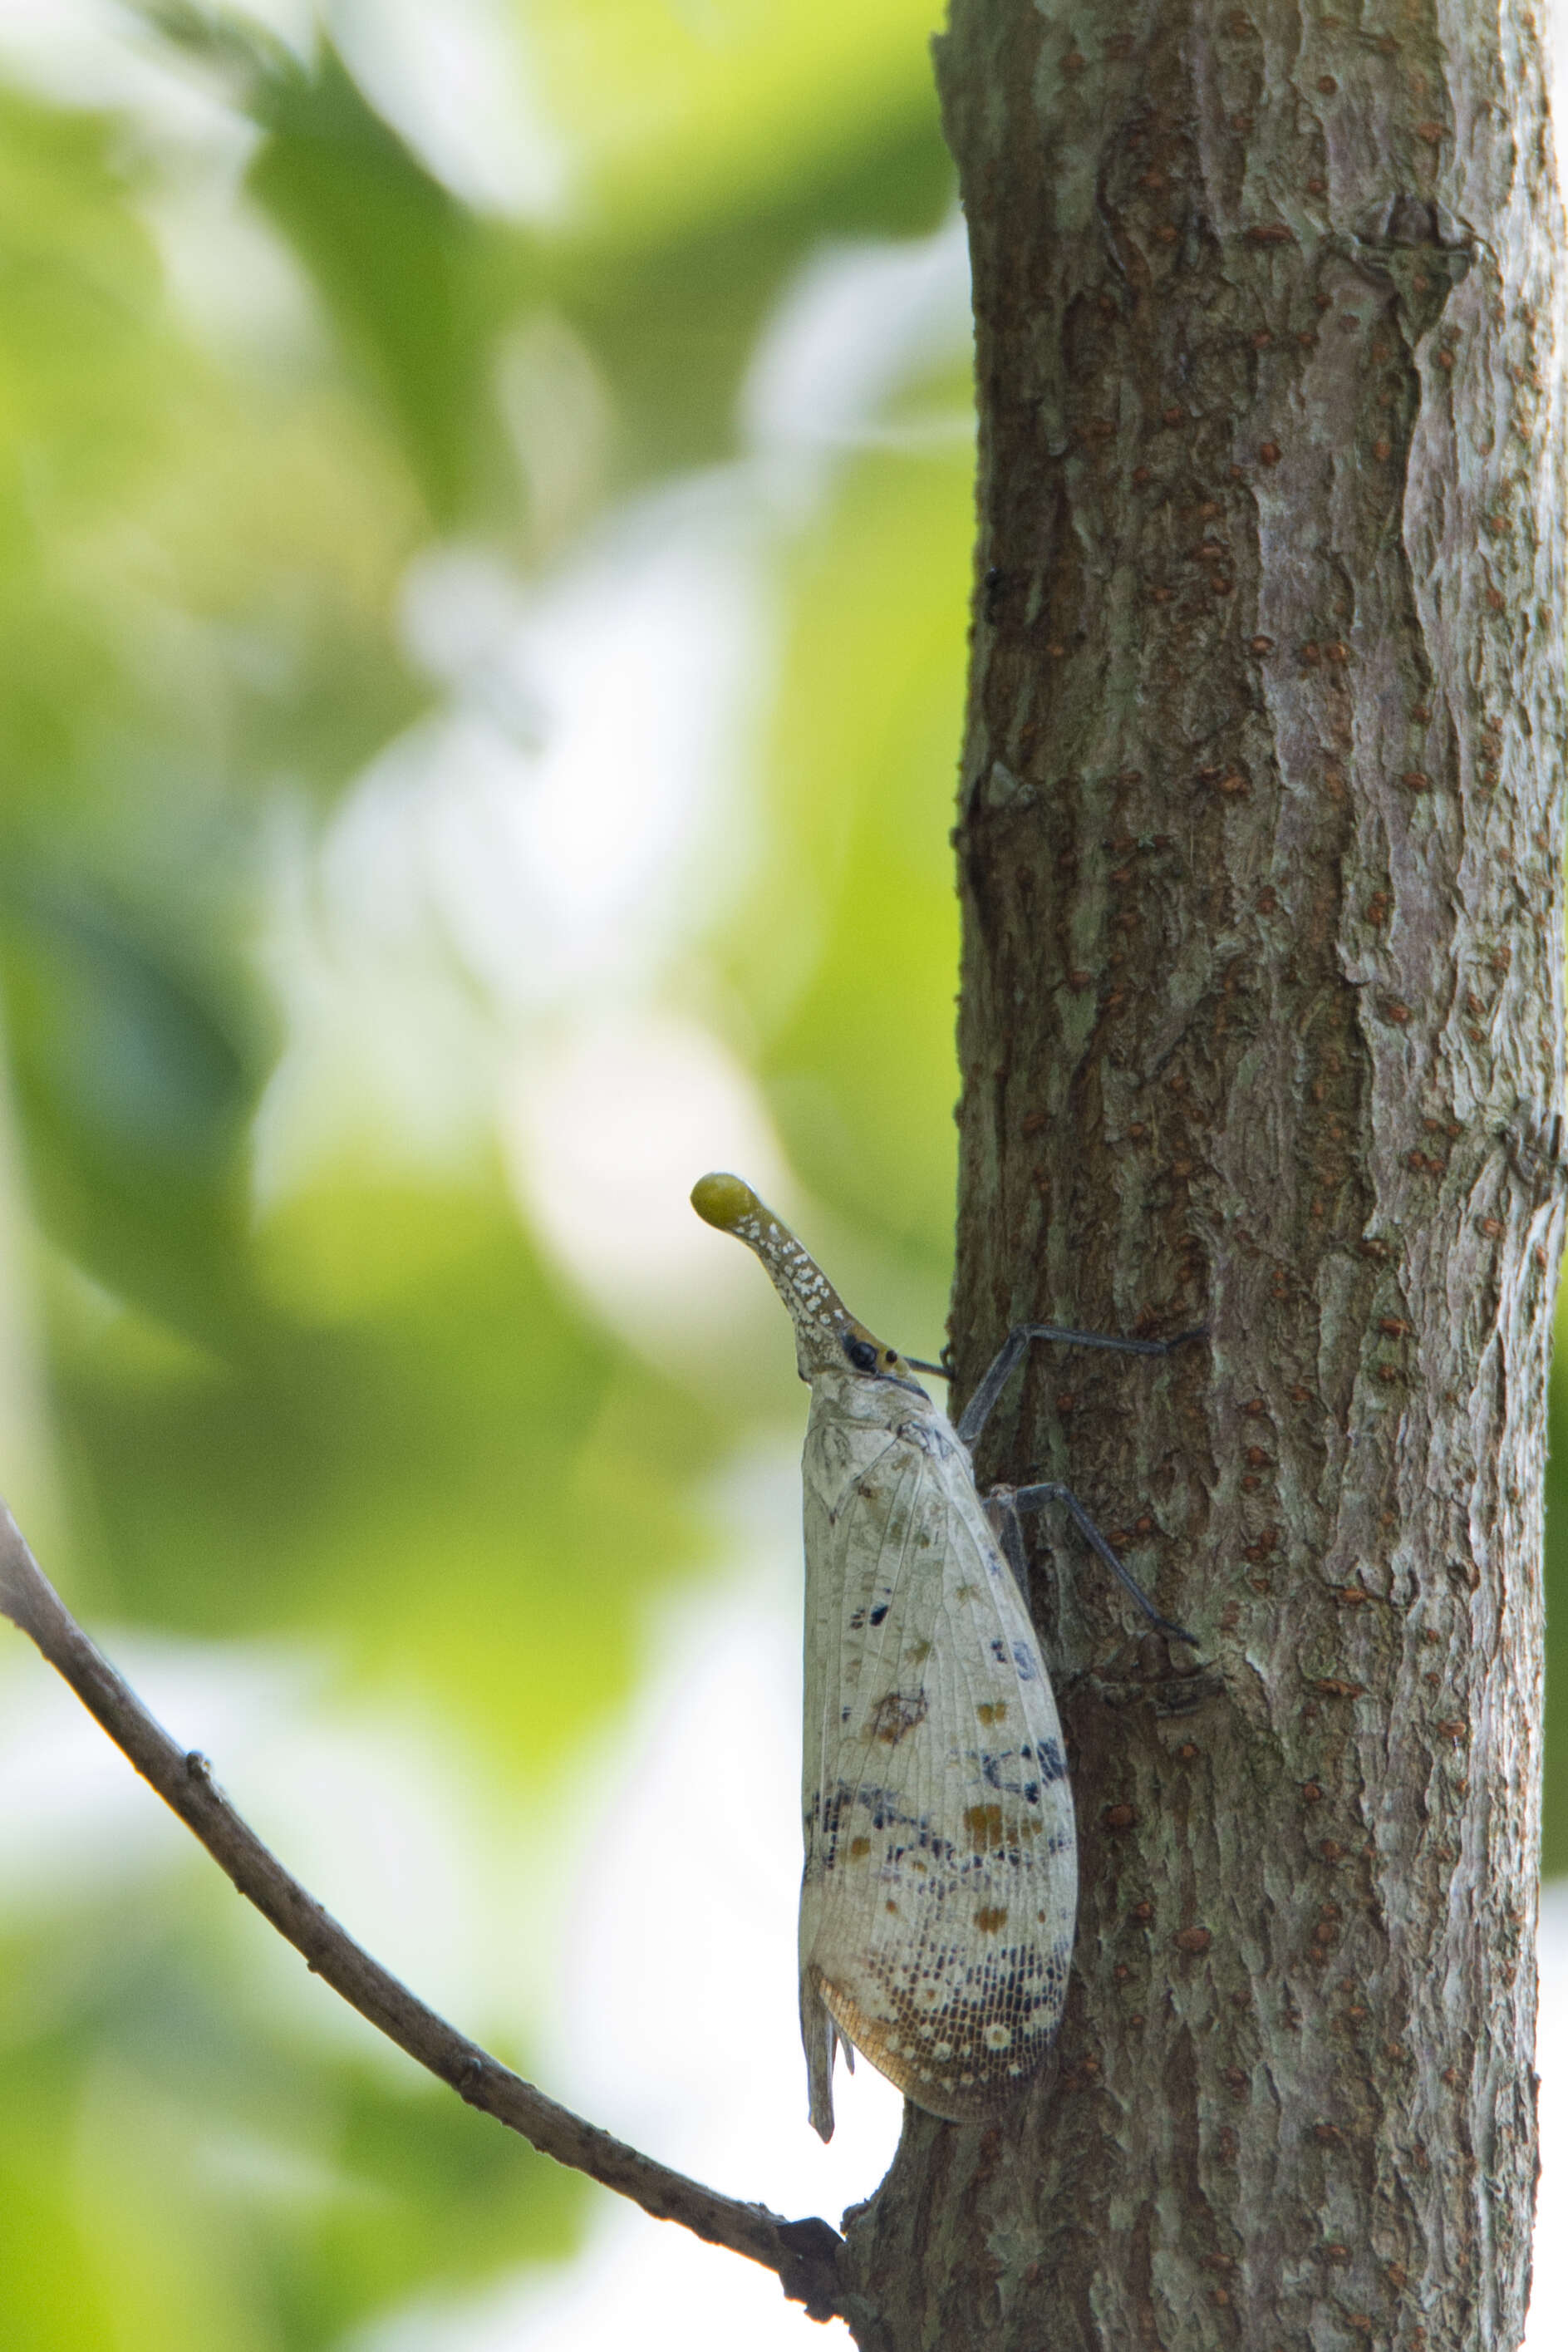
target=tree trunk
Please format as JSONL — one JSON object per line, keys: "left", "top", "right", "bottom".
{"left": 838, "top": 5, "right": 1567, "bottom": 2347}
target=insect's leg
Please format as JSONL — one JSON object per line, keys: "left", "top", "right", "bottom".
{"left": 955, "top": 1321, "right": 1204, "bottom": 1449}
{"left": 982, "top": 1485, "right": 1033, "bottom": 1604}
{"left": 1011, "top": 1479, "right": 1198, "bottom": 1646}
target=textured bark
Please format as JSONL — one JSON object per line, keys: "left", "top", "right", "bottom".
{"left": 838, "top": 5, "right": 1567, "bottom": 2348}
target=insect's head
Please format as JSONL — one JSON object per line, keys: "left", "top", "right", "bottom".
{"left": 691, "top": 1172, "right": 920, "bottom": 1389}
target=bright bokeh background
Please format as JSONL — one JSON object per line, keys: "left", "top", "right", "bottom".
{"left": 0, "top": 7, "right": 1563, "bottom": 2349}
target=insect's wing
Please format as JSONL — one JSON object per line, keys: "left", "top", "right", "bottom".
{"left": 799, "top": 1420, "right": 1075, "bottom": 2132}
{"left": 799, "top": 1415, "right": 899, "bottom": 2139}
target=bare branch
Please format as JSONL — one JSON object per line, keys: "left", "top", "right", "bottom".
{"left": 0, "top": 1502, "right": 847, "bottom": 2325}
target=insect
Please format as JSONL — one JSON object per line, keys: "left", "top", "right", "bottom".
{"left": 691, "top": 1171, "right": 1201, "bottom": 2138}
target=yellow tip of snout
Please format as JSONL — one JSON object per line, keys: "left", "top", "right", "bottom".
{"left": 691, "top": 1171, "right": 759, "bottom": 1233}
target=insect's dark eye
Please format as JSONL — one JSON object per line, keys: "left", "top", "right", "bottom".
{"left": 842, "top": 1334, "right": 879, "bottom": 1373}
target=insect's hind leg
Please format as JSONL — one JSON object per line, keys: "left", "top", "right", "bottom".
{"left": 1009, "top": 1479, "right": 1197, "bottom": 1646}
{"left": 956, "top": 1320, "right": 1204, "bottom": 1449}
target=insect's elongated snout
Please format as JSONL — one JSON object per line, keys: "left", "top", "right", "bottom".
{"left": 689, "top": 1171, "right": 762, "bottom": 1233}
{"left": 691, "top": 1171, "right": 905, "bottom": 1380}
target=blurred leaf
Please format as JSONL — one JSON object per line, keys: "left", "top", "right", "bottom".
{"left": 726, "top": 426, "right": 973, "bottom": 1272}
{"left": 548, "top": 101, "right": 954, "bottom": 484}
{"left": 135, "top": 383, "right": 434, "bottom": 798}
{"left": 0, "top": 1941, "right": 584, "bottom": 2352}
{"left": 273, "top": 2063, "right": 583, "bottom": 2344}
{"left": 0, "top": 58, "right": 430, "bottom": 833}
{"left": 526, "top": 0, "right": 947, "bottom": 244}
{"left": 243, "top": 39, "right": 531, "bottom": 527}
{"left": 46, "top": 1174, "right": 712, "bottom": 1767}
{"left": 1544, "top": 1324, "right": 1568, "bottom": 1872}
{"left": 0, "top": 2056, "right": 115, "bottom": 2349}
{"left": 0, "top": 887, "right": 258, "bottom": 1334}
{"left": 0, "top": 87, "right": 174, "bottom": 820}
{"left": 0, "top": 88, "right": 165, "bottom": 498}
{"left": 173, "top": 8, "right": 951, "bottom": 505}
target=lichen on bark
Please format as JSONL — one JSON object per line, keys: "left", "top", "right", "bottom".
{"left": 838, "top": 6, "right": 1568, "bottom": 2348}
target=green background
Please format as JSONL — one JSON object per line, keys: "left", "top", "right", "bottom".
{"left": 0, "top": 7, "right": 1560, "bottom": 2349}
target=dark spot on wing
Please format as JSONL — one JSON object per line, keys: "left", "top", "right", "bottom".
{"left": 870, "top": 1690, "right": 929, "bottom": 1745}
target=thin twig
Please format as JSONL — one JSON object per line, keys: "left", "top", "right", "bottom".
{"left": 0, "top": 1502, "right": 847, "bottom": 2325}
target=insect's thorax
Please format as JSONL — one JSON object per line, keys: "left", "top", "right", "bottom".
{"left": 808, "top": 1362, "right": 939, "bottom": 1419}
{"left": 801, "top": 1367, "right": 972, "bottom": 1538}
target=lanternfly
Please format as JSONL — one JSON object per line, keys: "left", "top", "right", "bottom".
{"left": 691, "top": 1173, "right": 1201, "bottom": 2138}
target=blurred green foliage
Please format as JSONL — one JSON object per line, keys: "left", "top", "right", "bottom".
{"left": 0, "top": 5, "right": 967, "bottom": 2346}
{"left": 1545, "top": 1373, "right": 1568, "bottom": 1877}
{"left": 0, "top": 7, "right": 1562, "bottom": 2350}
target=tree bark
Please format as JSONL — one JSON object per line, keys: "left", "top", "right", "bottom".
{"left": 838, "top": 5, "right": 1567, "bottom": 2347}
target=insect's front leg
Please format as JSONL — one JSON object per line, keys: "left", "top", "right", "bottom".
{"left": 956, "top": 1319, "right": 1205, "bottom": 1449}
